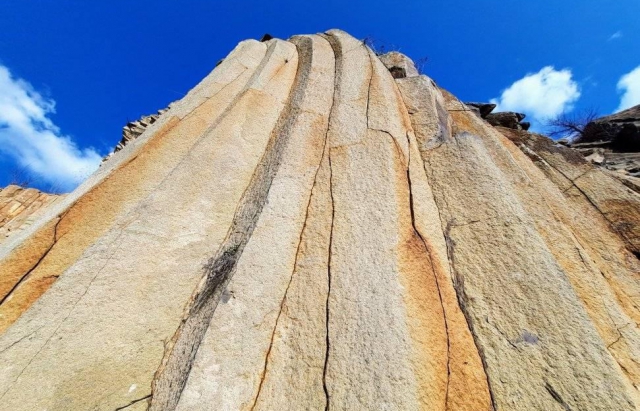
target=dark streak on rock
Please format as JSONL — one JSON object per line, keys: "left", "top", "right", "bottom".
{"left": 149, "top": 38, "right": 311, "bottom": 411}
{"left": 323, "top": 152, "right": 335, "bottom": 411}
{"left": 544, "top": 382, "right": 572, "bottom": 411}
{"left": 248, "top": 34, "right": 335, "bottom": 410}
{"left": 443, "top": 221, "right": 497, "bottom": 411}
{"left": 0, "top": 212, "right": 66, "bottom": 307}
{"left": 404, "top": 132, "right": 452, "bottom": 409}
{"left": 114, "top": 394, "right": 151, "bottom": 410}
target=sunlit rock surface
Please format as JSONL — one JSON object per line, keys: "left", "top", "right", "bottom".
{"left": 1, "top": 30, "right": 640, "bottom": 411}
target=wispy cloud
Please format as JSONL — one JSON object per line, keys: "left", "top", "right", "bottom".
{"left": 616, "top": 66, "right": 640, "bottom": 112}
{"left": 608, "top": 31, "right": 623, "bottom": 41}
{"left": 490, "top": 66, "right": 581, "bottom": 126}
{"left": 0, "top": 64, "right": 102, "bottom": 191}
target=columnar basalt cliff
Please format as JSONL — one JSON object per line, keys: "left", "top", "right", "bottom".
{"left": 1, "top": 30, "right": 640, "bottom": 411}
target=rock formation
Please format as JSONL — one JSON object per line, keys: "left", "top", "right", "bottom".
{"left": 102, "top": 108, "right": 169, "bottom": 162}
{"left": 463, "top": 101, "right": 531, "bottom": 131}
{"left": 0, "top": 185, "right": 62, "bottom": 245}
{"left": 1, "top": 30, "right": 640, "bottom": 411}
{"left": 566, "top": 105, "right": 640, "bottom": 190}
{"left": 580, "top": 105, "right": 640, "bottom": 151}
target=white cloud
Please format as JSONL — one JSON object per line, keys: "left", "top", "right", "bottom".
{"left": 609, "top": 31, "right": 623, "bottom": 41}
{"left": 0, "top": 65, "right": 102, "bottom": 191}
{"left": 490, "top": 66, "right": 581, "bottom": 124}
{"left": 616, "top": 65, "right": 640, "bottom": 112}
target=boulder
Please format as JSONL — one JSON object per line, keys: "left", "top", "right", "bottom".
{"left": 378, "top": 51, "right": 420, "bottom": 77}
{"left": 464, "top": 102, "right": 497, "bottom": 118}
{"left": 486, "top": 111, "right": 527, "bottom": 129}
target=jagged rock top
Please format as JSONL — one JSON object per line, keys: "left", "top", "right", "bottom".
{"left": 0, "top": 30, "right": 639, "bottom": 411}
{"left": 569, "top": 104, "right": 640, "bottom": 181}
{"left": 102, "top": 108, "right": 169, "bottom": 163}
{"left": 596, "top": 104, "right": 640, "bottom": 123}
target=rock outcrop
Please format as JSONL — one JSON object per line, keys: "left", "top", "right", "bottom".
{"left": 464, "top": 102, "right": 497, "bottom": 118}
{"left": 1, "top": 30, "right": 640, "bottom": 411}
{"left": 566, "top": 105, "right": 640, "bottom": 190}
{"left": 0, "top": 185, "right": 62, "bottom": 245}
{"left": 463, "top": 102, "right": 530, "bottom": 130}
{"left": 486, "top": 111, "right": 530, "bottom": 130}
{"left": 580, "top": 105, "right": 640, "bottom": 151}
{"left": 102, "top": 109, "right": 169, "bottom": 162}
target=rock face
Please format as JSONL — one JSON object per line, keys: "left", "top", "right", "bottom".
{"left": 378, "top": 51, "right": 420, "bottom": 78}
{"left": 464, "top": 102, "right": 497, "bottom": 118}
{"left": 581, "top": 105, "right": 640, "bottom": 151}
{"left": 0, "top": 185, "right": 62, "bottom": 245}
{"left": 486, "top": 111, "right": 529, "bottom": 130}
{"left": 1, "top": 30, "right": 640, "bottom": 411}
{"left": 102, "top": 108, "right": 169, "bottom": 162}
{"left": 568, "top": 106, "right": 640, "bottom": 186}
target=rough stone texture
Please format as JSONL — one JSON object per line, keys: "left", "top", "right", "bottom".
{"left": 1, "top": 31, "right": 640, "bottom": 411}
{"left": 102, "top": 109, "right": 169, "bottom": 162}
{"left": 568, "top": 106, "right": 640, "bottom": 183}
{"left": 378, "top": 51, "right": 420, "bottom": 78}
{"left": 0, "top": 185, "right": 62, "bottom": 245}
{"left": 464, "top": 102, "right": 496, "bottom": 118}
{"left": 500, "top": 127, "right": 640, "bottom": 256}
{"left": 580, "top": 104, "right": 640, "bottom": 151}
{"left": 486, "top": 111, "right": 527, "bottom": 130}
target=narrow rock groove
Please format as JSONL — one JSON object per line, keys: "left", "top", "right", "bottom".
{"left": 249, "top": 35, "right": 336, "bottom": 410}
{"left": 323, "top": 152, "right": 335, "bottom": 411}
{"left": 404, "top": 134, "right": 451, "bottom": 410}
{"left": 148, "top": 38, "right": 312, "bottom": 411}
{"left": 318, "top": 30, "right": 347, "bottom": 411}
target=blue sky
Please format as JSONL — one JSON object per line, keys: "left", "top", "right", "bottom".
{"left": 1, "top": 0, "right": 639, "bottom": 191}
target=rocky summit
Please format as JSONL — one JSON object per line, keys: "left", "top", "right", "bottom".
{"left": 565, "top": 105, "right": 640, "bottom": 191}
{"left": 1, "top": 30, "right": 640, "bottom": 411}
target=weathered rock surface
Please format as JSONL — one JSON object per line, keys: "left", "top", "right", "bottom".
{"left": 486, "top": 111, "right": 528, "bottom": 130}
{"left": 567, "top": 106, "right": 640, "bottom": 185}
{"left": 0, "top": 185, "right": 62, "bottom": 245}
{"left": 1, "top": 30, "right": 640, "bottom": 411}
{"left": 464, "top": 102, "right": 497, "bottom": 118}
{"left": 580, "top": 104, "right": 640, "bottom": 151}
{"left": 378, "top": 51, "right": 420, "bottom": 78}
{"left": 102, "top": 108, "right": 169, "bottom": 162}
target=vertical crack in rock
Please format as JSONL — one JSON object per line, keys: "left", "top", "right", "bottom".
{"left": 317, "top": 30, "right": 349, "bottom": 411}
{"left": 529, "top": 149, "right": 638, "bottom": 254}
{"left": 0, "top": 214, "right": 62, "bottom": 306}
{"left": 420, "top": 142, "right": 497, "bottom": 410}
{"left": 323, "top": 152, "right": 335, "bottom": 411}
{"left": 442, "top": 218, "right": 497, "bottom": 411}
{"left": 364, "top": 44, "right": 374, "bottom": 130}
{"left": 403, "top": 132, "right": 451, "bottom": 409}
{"left": 249, "top": 35, "right": 336, "bottom": 410}
{"left": 0, "top": 219, "right": 133, "bottom": 401}
{"left": 395, "top": 75, "right": 493, "bottom": 409}
{"left": 149, "top": 39, "right": 309, "bottom": 411}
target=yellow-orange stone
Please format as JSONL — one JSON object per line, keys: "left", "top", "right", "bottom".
{"left": 0, "top": 30, "right": 639, "bottom": 411}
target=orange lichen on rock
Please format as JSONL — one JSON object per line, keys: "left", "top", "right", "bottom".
{"left": 0, "top": 30, "right": 639, "bottom": 411}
